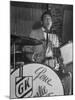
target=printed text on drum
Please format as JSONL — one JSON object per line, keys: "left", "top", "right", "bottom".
{"left": 33, "top": 67, "right": 52, "bottom": 87}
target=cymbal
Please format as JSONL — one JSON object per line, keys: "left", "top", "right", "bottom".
{"left": 11, "top": 34, "right": 21, "bottom": 45}
{"left": 11, "top": 34, "right": 42, "bottom": 46}
{"left": 11, "top": 34, "right": 21, "bottom": 40}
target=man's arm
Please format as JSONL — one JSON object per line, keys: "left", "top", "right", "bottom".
{"left": 29, "top": 30, "right": 46, "bottom": 63}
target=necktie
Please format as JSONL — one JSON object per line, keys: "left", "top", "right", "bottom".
{"left": 46, "top": 32, "right": 48, "bottom": 48}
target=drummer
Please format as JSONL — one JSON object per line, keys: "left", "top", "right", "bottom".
{"left": 21, "top": 11, "right": 72, "bottom": 95}
{"left": 28, "top": 11, "right": 72, "bottom": 95}
{"left": 29, "top": 10, "right": 61, "bottom": 71}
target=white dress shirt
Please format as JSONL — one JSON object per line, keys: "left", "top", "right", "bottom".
{"left": 42, "top": 27, "right": 60, "bottom": 70}
{"left": 42, "top": 27, "right": 59, "bottom": 48}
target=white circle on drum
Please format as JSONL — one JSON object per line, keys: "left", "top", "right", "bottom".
{"left": 10, "top": 63, "right": 64, "bottom": 98}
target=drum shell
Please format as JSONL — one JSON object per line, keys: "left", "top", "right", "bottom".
{"left": 10, "top": 63, "right": 64, "bottom": 98}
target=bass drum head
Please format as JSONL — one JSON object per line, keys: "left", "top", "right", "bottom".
{"left": 10, "top": 63, "right": 64, "bottom": 98}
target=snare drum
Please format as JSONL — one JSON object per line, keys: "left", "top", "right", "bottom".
{"left": 60, "top": 42, "right": 73, "bottom": 65}
{"left": 10, "top": 63, "right": 64, "bottom": 98}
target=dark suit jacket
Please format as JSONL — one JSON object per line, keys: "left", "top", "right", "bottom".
{"left": 29, "top": 28, "right": 46, "bottom": 62}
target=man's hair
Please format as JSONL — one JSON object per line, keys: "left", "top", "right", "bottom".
{"left": 41, "top": 10, "right": 52, "bottom": 21}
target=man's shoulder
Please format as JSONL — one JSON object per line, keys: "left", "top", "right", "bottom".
{"left": 30, "top": 27, "right": 43, "bottom": 39}
{"left": 31, "top": 27, "right": 42, "bottom": 33}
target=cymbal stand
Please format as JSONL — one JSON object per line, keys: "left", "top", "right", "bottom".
{"left": 13, "top": 42, "right": 16, "bottom": 70}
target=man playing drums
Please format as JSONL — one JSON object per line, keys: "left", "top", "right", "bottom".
{"left": 23, "top": 11, "right": 72, "bottom": 95}
{"left": 29, "top": 11, "right": 60, "bottom": 71}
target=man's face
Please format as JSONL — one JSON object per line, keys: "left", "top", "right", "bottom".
{"left": 42, "top": 14, "right": 52, "bottom": 30}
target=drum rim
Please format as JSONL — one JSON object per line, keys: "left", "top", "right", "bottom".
{"left": 24, "top": 62, "right": 64, "bottom": 94}
{"left": 11, "top": 62, "right": 64, "bottom": 95}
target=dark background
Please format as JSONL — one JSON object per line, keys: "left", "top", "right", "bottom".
{"left": 10, "top": 1, "right": 73, "bottom": 42}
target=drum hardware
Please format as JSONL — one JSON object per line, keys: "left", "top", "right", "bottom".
{"left": 11, "top": 34, "right": 21, "bottom": 46}
{"left": 10, "top": 61, "right": 24, "bottom": 75}
{"left": 10, "top": 33, "right": 73, "bottom": 97}
{"left": 13, "top": 41, "right": 16, "bottom": 70}
{"left": 11, "top": 51, "right": 22, "bottom": 55}
{"left": 68, "top": 72, "right": 72, "bottom": 95}
{"left": 11, "top": 34, "right": 42, "bottom": 46}
{"left": 55, "top": 52, "right": 73, "bottom": 95}
{"left": 61, "top": 72, "right": 72, "bottom": 95}
{"left": 16, "top": 62, "right": 24, "bottom": 77}
{"left": 11, "top": 51, "right": 33, "bottom": 69}
{"left": 11, "top": 51, "right": 25, "bottom": 67}
{"left": 11, "top": 34, "right": 22, "bottom": 69}
{"left": 11, "top": 34, "right": 43, "bottom": 70}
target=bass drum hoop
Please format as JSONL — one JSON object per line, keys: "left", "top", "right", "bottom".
{"left": 10, "top": 63, "right": 64, "bottom": 97}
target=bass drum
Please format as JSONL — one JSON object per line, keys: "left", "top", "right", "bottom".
{"left": 10, "top": 63, "right": 64, "bottom": 98}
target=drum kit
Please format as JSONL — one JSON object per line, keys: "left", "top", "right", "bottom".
{"left": 10, "top": 34, "right": 73, "bottom": 98}
{"left": 11, "top": 34, "right": 43, "bottom": 68}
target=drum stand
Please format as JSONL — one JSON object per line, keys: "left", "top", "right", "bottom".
{"left": 13, "top": 43, "right": 16, "bottom": 70}
{"left": 13, "top": 42, "right": 24, "bottom": 77}
{"left": 68, "top": 72, "right": 72, "bottom": 95}
{"left": 60, "top": 68, "right": 72, "bottom": 95}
